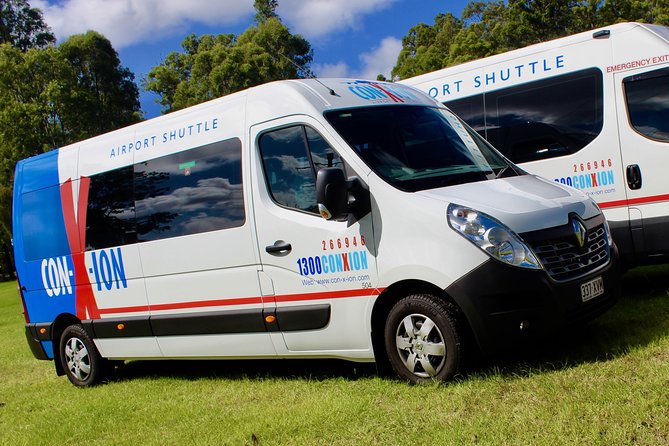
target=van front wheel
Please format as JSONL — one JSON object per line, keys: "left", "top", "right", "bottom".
{"left": 59, "top": 325, "right": 105, "bottom": 387}
{"left": 384, "top": 294, "right": 462, "bottom": 383}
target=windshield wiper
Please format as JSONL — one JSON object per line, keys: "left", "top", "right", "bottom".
{"left": 495, "top": 165, "right": 513, "bottom": 179}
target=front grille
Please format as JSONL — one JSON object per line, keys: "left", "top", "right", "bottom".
{"left": 522, "top": 216, "right": 611, "bottom": 283}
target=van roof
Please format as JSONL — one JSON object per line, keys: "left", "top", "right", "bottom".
{"left": 15, "top": 78, "right": 435, "bottom": 169}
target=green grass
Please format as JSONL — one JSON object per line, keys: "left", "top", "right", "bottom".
{"left": 1, "top": 266, "right": 668, "bottom": 445}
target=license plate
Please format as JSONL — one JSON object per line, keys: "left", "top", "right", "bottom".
{"left": 581, "top": 276, "right": 604, "bottom": 302}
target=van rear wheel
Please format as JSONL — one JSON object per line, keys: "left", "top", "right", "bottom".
{"left": 59, "top": 325, "right": 106, "bottom": 387}
{"left": 384, "top": 294, "right": 462, "bottom": 383}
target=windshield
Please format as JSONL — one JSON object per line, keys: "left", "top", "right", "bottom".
{"left": 325, "top": 105, "right": 518, "bottom": 192}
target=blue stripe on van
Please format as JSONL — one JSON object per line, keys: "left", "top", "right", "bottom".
{"left": 13, "top": 150, "right": 77, "bottom": 325}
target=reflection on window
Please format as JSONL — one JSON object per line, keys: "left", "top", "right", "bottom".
{"left": 326, "top": 106, "right": 509, "bottom": 192}
{"left": 259, "top": 125, "right": 343, "bottom": 213}
{"left": 86, "top": 166, "right": 136, "bottom": 250}
{"left": 447, "top": 69, "right": 603, "bottom": 163}
{"left": 84, "top": 138, "right": 245, "bottom": 250}
{"left": 624, "top": 67, "right": 669, "bottom": 143}
{"left": 446, "top": 94, "right": 484, "bottom": 132}
{"left": 135, "top": 139, "right": 244, "bottom": 242}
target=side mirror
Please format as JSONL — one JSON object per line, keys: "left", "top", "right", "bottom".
{"left": 316, "top": 168, "right": 348, "bottom": 221}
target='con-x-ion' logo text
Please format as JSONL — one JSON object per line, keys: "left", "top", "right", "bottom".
{"left": 345, "top": 80, "right": 416, "bottom": 103}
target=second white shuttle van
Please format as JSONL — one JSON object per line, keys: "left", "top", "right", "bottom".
{"left": 14, "top": 79, "right": 619, "bottom": 386}
{"left": 402, "top": 22, "right": 669, "bottom": 267}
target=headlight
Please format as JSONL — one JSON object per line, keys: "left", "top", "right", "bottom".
{"left": 447, "top": 203, "right": 541, "bottom": 270}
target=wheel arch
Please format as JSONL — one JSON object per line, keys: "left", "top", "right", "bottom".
{"left": 51, "top": 313, "right": 82, "bottom": 376}
{"left": 370, "top": 279, "right": 468, "bottom": 373}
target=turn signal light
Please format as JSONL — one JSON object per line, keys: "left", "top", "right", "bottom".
{"left": 116, "top": 323, "right": 125, "bottom": 331}
{"left": 265, "top": 315, "right": 276, "bottom": 324}
{"left": 39, "top": 328, "right": 47, "bottom": 334}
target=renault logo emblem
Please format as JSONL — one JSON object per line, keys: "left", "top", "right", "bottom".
{"left": 571, "top": 218, "right": 587, "bottom": 248}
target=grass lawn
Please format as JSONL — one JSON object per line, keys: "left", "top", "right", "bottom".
{"left": 1, "top": 266, "right": 668, "bottom": 445}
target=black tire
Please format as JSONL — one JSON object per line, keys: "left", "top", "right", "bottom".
{"left": 384, "top": 294, "right": 462, "bottom": 384}
{"left": 59, "top": 325, "right": 106, "bottom": 387}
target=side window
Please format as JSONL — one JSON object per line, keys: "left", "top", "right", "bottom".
{"left": 259, "top": 125, "right": 344, "bottom": 214}
{"left": 85, "top": 138, "right": 245, "bottom": 249}
{"left": 134, "top": 138, "right": 244, "bottom": 242}
{"left": 447, "top": 94, "right": 485, "bottom": 133}
{"left": 446, "top": 69, "right": 603, "bottom": 163}
{"left": 86, "top": 166, "right": 136, "bottom": 250}
{"left": 624, "top": 67, "right": 669, "bottom": 142}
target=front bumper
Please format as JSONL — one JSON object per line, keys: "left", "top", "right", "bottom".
{"left": 445, "top": 244, "right": 620, "bottom": 355}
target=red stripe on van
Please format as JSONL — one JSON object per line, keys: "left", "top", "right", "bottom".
{"left": 274, "top": 288, "right": 381, "bottom": 302}
{"left": 599, "top": 193, "right": 669, "bottom": 209}
{"left": 61, "top": 177, "right": 100, "bottom": 320}
{"left": 96, "top": 287, "right": 384, "bottom": 315}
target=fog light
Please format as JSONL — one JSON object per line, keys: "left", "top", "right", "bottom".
{"left": 519, "top": 320, "right": 530, "bottom": 331}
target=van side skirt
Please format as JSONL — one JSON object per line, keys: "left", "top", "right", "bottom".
{"left": 78, "top": 304, "right": 331, "bottom": 339}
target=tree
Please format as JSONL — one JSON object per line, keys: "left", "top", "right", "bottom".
{"left": 448, "top": 1, "right": 510, "bottom": 64}
{"left": 392, "top": 14, "right": 462, "bottom": 79}
{"left": 145, "top": 1, "right": 312, "bottom": 112}
{"left": 58, "top": 31, "right": 141, "bottom": 140}
{"left": 254, "top": 0, "right": 279, "bottom": 23}
{"left": 0, "top": 32, "right": 141, "bottom": 277}
{"left": 0, "top": 0, "right": 54, "bottom": 51}
{"left": 392, "top": 0, "right": 669, "bottom": 79}
{"left": 597, "top": 0, "right": 669, "bottom": 26}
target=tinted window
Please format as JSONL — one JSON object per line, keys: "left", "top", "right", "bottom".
{"left": 134, "top": 138, "right": 244, "bottom": 242}
{"left": 84, "top": 138, "right": 245, "bottom": 249}
{"left": 447, "top": 69, "right": 603, "bottom": 163}
{"left": 447, "top": 94, "right": 485, "bottom": 132}
{"left": 624, "top": 67, "right": 669, "bottom": 142}
{"left": 259, "top": 126, "right": 344, "bottom": 213}
{"left": 326, "top": 105, "right": 513, "bottom": 192}
{"left": 86, "top": 166, "right": 136, "bottom": 250}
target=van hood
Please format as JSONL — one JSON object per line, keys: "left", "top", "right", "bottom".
{"left": 416, "top": 175, "right": 600, "bottom": 233}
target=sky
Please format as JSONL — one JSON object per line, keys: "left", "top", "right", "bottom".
{"left": 32, "top": 0, "right": 470, "bottom": 118}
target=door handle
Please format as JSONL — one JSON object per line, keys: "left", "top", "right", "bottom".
{"left": 265, "top": 240, "right": 292, "bottom": 256}
{"left": 626, "top": 164, "right": 642, "bottom": 190}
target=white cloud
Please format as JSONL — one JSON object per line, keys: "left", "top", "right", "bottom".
{"left": 33, "top": 0, "right": 403, "bottom": 81}
{"left": 314, "top": 37, "right": 402, "bottom": 80}
{"left": 279, "top": 0, "right": 398, "bottom": 39}
{"left": 357, "top": 36, "right": 402, "bottom": 80}
{"left": 33, "top": 0, "right": 399, "bottom": 48}
{"left": 313, "top": 62, "right": 350, "bottom": 78}
{"left": 33, "top": 0, "right": 255, "bottom": 48}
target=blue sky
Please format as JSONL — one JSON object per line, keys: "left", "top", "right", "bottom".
{"left": 33, "top": 0, "right": 470, "bottom": 118}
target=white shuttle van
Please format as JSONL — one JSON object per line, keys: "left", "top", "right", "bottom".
{"left": 14, "top": 78, "right": 619, "bottom": 386}
{"left": 401, "top": 22, "right": 669, "bottom": 267}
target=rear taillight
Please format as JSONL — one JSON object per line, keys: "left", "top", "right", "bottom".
{"left": 18, "top": 282, "right": 30, "bottom": 323}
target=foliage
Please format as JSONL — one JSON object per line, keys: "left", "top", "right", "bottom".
{"left": 394, "top": 13, "right": 463, "bottom": 79}
{"left": 58, "top": 31, "right": 141, "bottom": 140}
{"left": 392, "top": 0, "right": 669, "bottom": 79}
{"left": 145, "top": 1, "right": 312, "bottom": 113}
{"left": 0, "top": 0, "right": 54, "bottom": 51}
{"left": 0, "top": 32, "right": 141, "bottom": 276}
{"left": 254, "top": 0, "right": 279, "bottom": 23}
